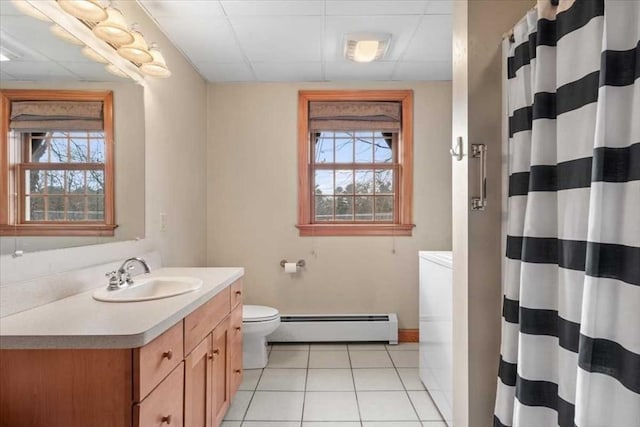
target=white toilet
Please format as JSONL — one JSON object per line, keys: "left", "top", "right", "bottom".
{"left": 242, "top": 305, "right": 281, "bottom": 369}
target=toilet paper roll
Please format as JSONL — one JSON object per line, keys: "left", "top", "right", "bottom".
{"left": 284, "top": 262, "right": 298, "bottom": 273}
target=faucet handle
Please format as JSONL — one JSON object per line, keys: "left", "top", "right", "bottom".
{"left": 105, "top": 271, "right": 119, "bottom": 290}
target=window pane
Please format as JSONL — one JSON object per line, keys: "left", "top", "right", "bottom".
{"left": 88, "top": 196, "right": 104, "bottom": 220}
{"left": 314, "top": 170, "right": 333, "bottom": 195}
{"left": 335, "top": 196, "right": 353, "bottom": 221}
{"left": 335, "top": 137, "right": 353, "bottom": 163}
{"left": 69, "top": 137, "right": 89, "bottom": 162}
{"left": 355, "top": 170, "right": 373, "bottom": 194}
{"left": 355, "top": 196, "right": 373, "bottom": 221}
{"left": 28, "top": 170, "right": 46, "bottom": 194}
{"left": 87, "top": 170, "right": 105, "bottom": 194}
{"left": 67, "top": 171, "right": 86, "bottom": 193}
{"left": 375, "top": 170, "right": 394, "bottom": 194}
{"left": 47, "top": 171, "right": 65, "bottom": 194}
{"left": 46, "top": 196, "right": 65, "bottom": 220}
{"left": 315, "top": 196, "right": 333, "bottom": 222}
{"left": 28, "top": 196, "right": 45, "bottom": 220}
{"left": 29, "top": 134, "right": 49, "bottom": 162}
{"left": 375, "top": 196, "right": 394, "bottom": 221}
{"left": 314, "top": 133, "right": 333, "bottom": 163}
{"left": 335, "top": 170, "right": 353, "bottom": 194}
{"left": 374, "top": 133, "right": 393, "bottom": 163}
{"left": 49, "top": 137, "right": 68, "bottom": 163}
{"left": 67, "top": 196, "right": 86, "bottom": 220}
{"left": 89, "top": 139, "right": 105, "bottom": 163}
{"left": 355, "top": 132, "right": 373, "bottom": 163}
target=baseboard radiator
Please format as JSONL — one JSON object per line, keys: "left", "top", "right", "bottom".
{"left": 267, "top": 313, "right": 398, "bottom": 344}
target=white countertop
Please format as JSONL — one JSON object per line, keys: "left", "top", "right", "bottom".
{"left": 0, "top": 267, "right": 244, "bottom": 349}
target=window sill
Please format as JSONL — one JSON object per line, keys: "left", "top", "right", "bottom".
{"left": 0, "top": 223, "right": 117, "bottom": 237}
{"left": 296, "top": 223, "right": 415, "bottom": 237}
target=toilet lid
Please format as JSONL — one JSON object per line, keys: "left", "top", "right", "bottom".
{"left": 243, "top": 305, "right": 280, "bottom": 322}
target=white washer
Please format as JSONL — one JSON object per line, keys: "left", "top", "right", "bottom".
{"left": 242, "top": 305, "right": 281, "bottom": 369}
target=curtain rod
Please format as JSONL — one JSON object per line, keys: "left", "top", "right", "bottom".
{"left": 501, "top": 0, "right": 559, "bottom": 42}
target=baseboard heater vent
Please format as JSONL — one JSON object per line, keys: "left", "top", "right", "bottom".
{"left": 267, "top": 313, "right": 398, "bottom": 344}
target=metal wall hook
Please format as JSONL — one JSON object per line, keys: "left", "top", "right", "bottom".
{"left": 450, "top": 136, "right": 464, "bottom": 161}
{"left": 280, "top": 259, "right": 306, "bottom": 268}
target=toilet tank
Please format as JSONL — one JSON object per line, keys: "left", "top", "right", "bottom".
{"left": 419, "top": 251, "right": 453, "bottom": 426}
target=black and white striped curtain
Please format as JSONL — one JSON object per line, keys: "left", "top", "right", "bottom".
{"left": 496, "top": 1, "right": 640, "bottom": 426}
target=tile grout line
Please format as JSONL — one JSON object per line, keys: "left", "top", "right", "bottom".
{"left": 345, "top": 344, "right": 365, "bottom": 426}
{"left": 386, "top": 343, "right": 423, "bottom": 424}
{"left": 300, "top": 346, "right": 311, "bottom": 426}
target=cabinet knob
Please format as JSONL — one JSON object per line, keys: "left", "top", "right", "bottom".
{"left": 235, "top": 369, "right": 241, "bottom": 374}
{"left": 162, "top": 350, "right": 173, "bottom": 360}
{"left": 235, "top": 327, "right": 241, "bottom": 332}
{"left": 161, "top": 414, "right": 172, "bottom": 424}
{"left": 235, "top": 291, "right": 242, "bottom": 296}
{"left": 213, "top": 348, "right": 220, "bottom": 355}
{"left": 208, "top": 352, "right": 214, "bottom": 360}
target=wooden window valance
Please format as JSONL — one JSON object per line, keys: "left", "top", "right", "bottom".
{"left": 9, "top": 100, "right": 104, "bottom": 131}
{"left": 308, "top": 101, "right": 401, "bottom": 131}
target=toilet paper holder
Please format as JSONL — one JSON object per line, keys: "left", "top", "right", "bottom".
{"left": 280, "top": 259, "right": 306, "bottom": 268}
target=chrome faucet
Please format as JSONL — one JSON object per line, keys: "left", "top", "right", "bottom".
{"left": 105, "top": 257, "right": 151, "bottom": 291}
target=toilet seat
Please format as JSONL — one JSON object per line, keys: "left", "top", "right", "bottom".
{"left": 243, "top": 305, "right": 280, "bottom": 323}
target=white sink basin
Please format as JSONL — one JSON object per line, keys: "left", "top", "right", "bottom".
{"left": 93, "top": 276, "right": 203, "bottom": 302}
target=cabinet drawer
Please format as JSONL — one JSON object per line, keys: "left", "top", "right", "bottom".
{"left": 184, "top": 287, "right": 230, "bottom": 355}
{"left": 230, "top": 279, "right": 243, "bottom": 308}
{"left": 134, "top": 322, "right": 184, "bottom": 401}
{"left": 134, "top": 362, "right": 184, "bottom": 427}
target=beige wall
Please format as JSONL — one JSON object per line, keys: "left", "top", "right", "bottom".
{"left": 452, "top": 1, "right": 533, "bottom": 426}
{"left": 206, "top": 82, "right": 451, "bottom": 329}
{"left": 0, "top": 0, "right": 207, "bottom": 283}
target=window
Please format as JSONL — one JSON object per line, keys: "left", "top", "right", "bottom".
{"left": 0, "top": 90, "right": 115, "bottom": 236}
{"left": 297, "top": 90, "right": 414, "bottom": 236}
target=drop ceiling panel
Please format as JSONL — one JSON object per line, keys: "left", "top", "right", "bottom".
{"left": 401, "top": 14, "right": 452, "bottom": 61}
{"left": 0, "top": 60, "right": 78, "bottom": 80}
{"left": 1, "top": 15, "right": 88, "bottom": 62}
{"left": 154, "top": 16, "right": 245, "bottom": 63}
{"left": 252, "top": 61, "right": 323, "bottom": 82}
{"left": 137, "top": 0, "right": 453, "bottom": 82}
{"left": 324, "top": 15, "right": 421, "bottom": 62}
{"left": 221, "top": 1, "right": 323, "bottom": 16}
{"left": 326, "top": 1, "right": 428, "bottom": 16}
{"left": 325, "top": 61, "right": 395, "bottom": 81}
{"left": 425, "top": 0, "right": 454, "bottom": 15}
{"left": 230, "top": 16, "right": 322, "bottom": 62}
{"left": 194, "top": 61, "right": 255, "bottom": 82}
{"left": 138, "top": 0, "right": 225, "bottom": 18}
{"left": 393, "top": 60, "right": 450, "bottom": 80}
{"left": 64, "top": 61, "right": 128, "bottom": 82}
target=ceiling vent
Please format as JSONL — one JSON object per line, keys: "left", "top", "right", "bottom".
{"left": 344, "top": 33, "right": 391, "bottom": 63}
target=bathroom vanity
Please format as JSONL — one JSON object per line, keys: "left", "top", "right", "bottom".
{"left": 0, "top": 267, "right": 244, "bottom": 427}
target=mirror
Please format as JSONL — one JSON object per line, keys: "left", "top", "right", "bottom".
{"left": 0, "top": 1, "right": 145, "bottom": 255}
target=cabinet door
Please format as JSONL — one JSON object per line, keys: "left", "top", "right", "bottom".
{"left": 211, "top": 317, "right": 230, "bottom": 426}
{"left": 228, "top": 305, "right": 243, "bottom": 397}
{"left": 185, "top": 334, "right": 212, "bottom": 427}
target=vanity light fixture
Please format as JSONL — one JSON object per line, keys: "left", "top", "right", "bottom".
{"left": 344, "top": 33, "right": 391, "bottom": 63}
{"left": 14, "top": 0, "right": 171, "bottom": 82}
{"left": 92, "top": 6, "right": 134, "bottom": 45}
{"left": 57, "top": 0, "right": 107, "bottom": 22}
{"left": 117, "top": 28, "right": 153, "bottom": 64}
{"left": 11, "top": 0, "right": 51, "bottom": 21}
{"left": 50, "top": 24, "right": 84, "bottom": 45}
{"left": 139, "top": 43, "right": 171, "bottom": 78}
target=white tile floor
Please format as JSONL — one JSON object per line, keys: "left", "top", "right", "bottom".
{"left": 222, "top": 342, "right": 447, "bottom": 427}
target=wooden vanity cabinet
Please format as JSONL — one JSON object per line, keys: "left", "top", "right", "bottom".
{"left": 0, "top": 278, "right": 243, "bottom": 427}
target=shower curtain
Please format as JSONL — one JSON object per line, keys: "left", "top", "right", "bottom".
{"left": 495, "top": 1, "right": 640, "bottom": 426}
